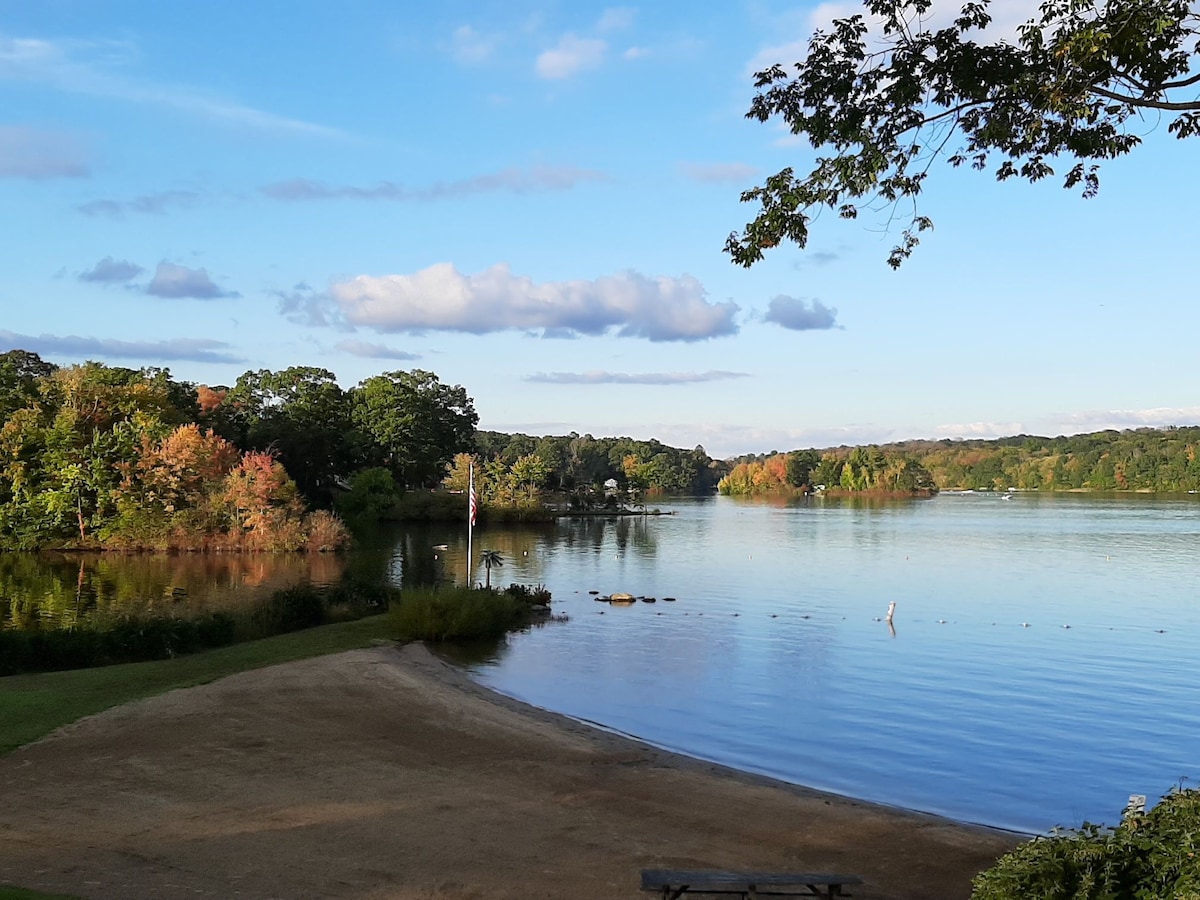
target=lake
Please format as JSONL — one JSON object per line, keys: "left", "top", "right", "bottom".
{"left": 4, "top": 493, "right": 1198, "bottom": 834}
{"left": 457, "top": 493, "right": 1200, "bottom": 834}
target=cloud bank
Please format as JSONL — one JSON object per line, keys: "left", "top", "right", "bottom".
{"left": 328, "top": 263, "right": 739, "bottom": 342}
{"left": 261, "top": 165, "right": 606, "bottom": 202}
{"left": 526, "top": 370, "right": 749, "bottom": 385}
{"left": 0, "top": 330, "right": 243, "bottom": 364}
{"left": 79, "top": 256, "right": 143, "bottom": 284}
{"left": 78, "top": 190, "right": 200, "bottom": 217}
{"left": 146, "top": 262, "right": 239, "bottom": 299}
{"left": 764, "top": 296, "right": 839, "bottom": 331}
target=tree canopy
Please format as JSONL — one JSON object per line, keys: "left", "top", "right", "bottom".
{"left": 726, "top": 0, "right": 1200, "bottom": 267}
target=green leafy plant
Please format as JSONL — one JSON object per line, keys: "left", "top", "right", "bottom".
{"left": 388, "top": 585, "right": 527, "bottom": 642}
{"left": 972, "top": 787, "right": 1200, "bottom": 899}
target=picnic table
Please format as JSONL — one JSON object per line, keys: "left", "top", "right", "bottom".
{"left": 641, "top": 868, "right": 863, "bottom": 899}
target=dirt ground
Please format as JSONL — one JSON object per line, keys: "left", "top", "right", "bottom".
{"left": 0, "top": 644, "right": 1021, "bottom": 899}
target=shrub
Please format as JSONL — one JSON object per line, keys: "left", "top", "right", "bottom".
{"left": 972, "top": 788, "right": 1200, "bottom": 899}
{"left": 304, "top": 509, "right": 351, "bottom": 552}
{"left": 501, "top": 582, "right": 553, "bottom": 606}
{"left": 249, "top": 584, "right": 328, "bottom": 636}
{"left": 388, "top": 585, "right": 527, "bottom": 642}
{"left": 0, "top": 613, "right": 238, "bottom": 675}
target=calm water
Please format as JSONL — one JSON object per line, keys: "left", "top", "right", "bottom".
{"left": 4, "top": 494, "right": 1198, "bottom": 833}
{"left": 455, "top": 494, "right": 1200, "bottom": 834}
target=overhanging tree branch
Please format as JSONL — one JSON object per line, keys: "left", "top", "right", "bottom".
{"left": 727, "top": 0, "right": 1200, "bottom": 267}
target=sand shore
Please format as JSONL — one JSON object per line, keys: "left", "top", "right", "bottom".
{"left": 0, "top": 644, "right": 1021, "bottom": 899}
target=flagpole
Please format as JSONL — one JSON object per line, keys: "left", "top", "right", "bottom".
{"left": 467, "top": 462, "right": 474, "bottom": 587}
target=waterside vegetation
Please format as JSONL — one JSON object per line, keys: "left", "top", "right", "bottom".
{"left": 972, "top": 788, "right": 1200, "bottom": 899}
{"left": 389, "top": 582, "right": 555, "bottom": 643}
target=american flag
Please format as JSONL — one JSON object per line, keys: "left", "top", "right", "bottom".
{"left": 468, "top": 466, "right": 477, "bottom": 527}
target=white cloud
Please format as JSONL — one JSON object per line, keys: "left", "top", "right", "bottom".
{"left": 449, "top": 25, "right": 500, "bottom": 65}
{"left": 679, "top": 162, "right": 759, "bottom": 183}
{"left": 0, "top": 33, "right": 343, "bottom": 138}
{"left": 936, "top": 407, "right": 1200, "bottom": 441}
{"left": 261, "top": 165, "right": 607, "bottom": 202}
{"left": 334, "top": 339, "right": 421, "bottom": 361}
{"left": 744, "top": 0, "right": 1043, "bottom": 80}
{"left": 0, "top": 329, "right": 243, "bottom": 364}
{"left": 934, "top": 421, "right": 1027, "bottom": 439}
{"left": 596, "top": 8, "right": 637, "bottom": 32}
{"left": 329, "top": 262, "right": 739, "bottom": 342}
{"left": 525, "top": 370, "right": 749, "bottom": 385}
{"left": 146, "top": 262, "right": 239, "bottom": 299}
{"left": 77, "top": 189, "right": 200, "bottom": 217}
{"left": 623, "top": 46, "right": 649, "bottom": 59}
{"left": 0, "top": 125, "right": 89, "bottom": 179}
{"left": 1048, "top": 406, "right": 1200, "bottom": 435}
{"left": 79, "top": 256, "right": 143, "bottom": 283}
{"left": 764, "top": 296, "right": 840, "bottom": 331}
{"left": 536, "top": 34, "right": 607, "bottom": 79}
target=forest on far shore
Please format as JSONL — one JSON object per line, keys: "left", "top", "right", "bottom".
{"left": 720, "top": 428, "right": 1200, "bottom": 495}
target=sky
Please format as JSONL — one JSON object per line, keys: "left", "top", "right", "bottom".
{"left": 1, "top": 0, "right": 1197, "bottom": 459}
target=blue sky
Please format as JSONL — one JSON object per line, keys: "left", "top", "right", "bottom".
{"left": 1, "top": 1, "right": 1196, "bottom": 459}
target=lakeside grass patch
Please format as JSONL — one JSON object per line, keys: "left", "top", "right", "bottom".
{"left": 0, "top": 580, "right": 392, "bottom": 676}
{"left": 0, "top": 615, "right": 392, "bottom": 755}
{"left": 389, "top": 585, "right": 528, "bottom": 642}
{"left": 0, "top": 887, "right": 80, "bottom": 900}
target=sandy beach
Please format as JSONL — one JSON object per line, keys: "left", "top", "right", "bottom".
{"left": 0, "top": 643, "right": 1021, "bottom": 899}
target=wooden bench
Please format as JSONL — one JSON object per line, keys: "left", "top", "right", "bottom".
{"left": 641, "top": 869, "right": 863, "bottom": 899}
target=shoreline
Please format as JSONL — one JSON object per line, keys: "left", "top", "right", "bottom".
{"left": 0, "top": 643, "right": 1022, "bottom": 899}
{"left": 430, "top": 647, "right": 1031, "bottom": 838}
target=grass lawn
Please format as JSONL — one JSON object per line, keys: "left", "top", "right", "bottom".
{"left": 0, "top": 889, "right": 81, "bottom": 899}
{"left": 0, "top": 615, "right": 393, "bottom": 755}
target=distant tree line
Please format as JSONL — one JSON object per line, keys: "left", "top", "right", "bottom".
{"left": 898, "top": 430, "right": 1200, "bottom": 492}
{"left": 719, "top": 448, "right": 936, "bottom": 496}
{"left": 720, "top": 428, "right": 1200, "bottom": 496}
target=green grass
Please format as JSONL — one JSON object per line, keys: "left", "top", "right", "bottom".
{"left": 0, "top": 615, "right": 392, "bottom": 755}
{"left": 0, "top": 887, "right": 80, "bottom": 899}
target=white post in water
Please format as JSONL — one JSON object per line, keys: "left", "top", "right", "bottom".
{"left": 467, "top": 462, "right": 476, "bottom": 587}
{"left": 886, "top": 601, "right": 896, "bottom": 624}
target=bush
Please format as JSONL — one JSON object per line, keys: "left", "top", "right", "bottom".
{"left": 501, "top": 582, "right": 553, "bottom": 606}
{"left": 249, "top": 583, "right": 330, "bottom": 636}
{"left": 388, "top": 585, "right": 528, "bottom": 642}
{"left": 0, "top": 613, "right": 238, "bottom": 675}
{"left": 304, "top": 509, "right": 352, "bottom": 551}
{"left": 0, "top": 575, "right": 395, "bottom": 674}
{"left": 972, "top": 788, "right": 1200, "bottom": 899}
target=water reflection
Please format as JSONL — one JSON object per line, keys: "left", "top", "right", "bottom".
{"left": 0, "top": 552, "right": 345, "bottom": 632}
